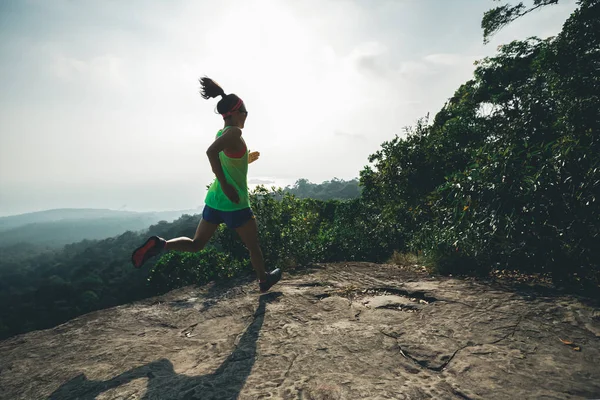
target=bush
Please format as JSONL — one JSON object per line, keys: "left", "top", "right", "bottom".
{"left": 147, "top": 248, "right": 247, "bottom": 294}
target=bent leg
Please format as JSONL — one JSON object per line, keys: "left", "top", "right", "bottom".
{"left": 165, "top": 219, "right": 219, "bottom": 252}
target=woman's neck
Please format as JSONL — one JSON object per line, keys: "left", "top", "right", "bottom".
{"left": 223, "top": 119, "right": 242, "bottom": 129}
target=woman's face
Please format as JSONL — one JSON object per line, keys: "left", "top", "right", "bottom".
{"left": 236, "top": 103, "right": 248, "bottom": 128}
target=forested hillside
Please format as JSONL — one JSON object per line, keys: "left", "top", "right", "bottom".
{"left": 0, "top": 208, "right": 197, "bottom": 248}
{"left": 0, "top": 179, "right": 361, "bottom": 339}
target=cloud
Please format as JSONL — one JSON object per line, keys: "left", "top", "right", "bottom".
{"left": 424, "top": 53, "right": 464, "bottom": 66}
{"left": 334, "top": 130, "right": 367, "bottom": 141}
{"left": 397, "top": 60, "right": 434, "bottom": 77}
{"left": 0, "top": 0, "right": 579, "bottom": 215}
{"left": 351, "top": 42, "right": 391, "bottom": 77}
{"left": 248, "top": 178, "right": 275, "bottom": 185}
{"left": 51, "top": 52, "right": 128, "bottom": 90}
{"left": 424, "top": 53, "right": 482, "bottom": 67}
{"left": 397, "top": 53, "right": 481, "bottom": 79}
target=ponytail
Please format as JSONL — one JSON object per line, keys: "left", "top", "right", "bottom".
{"left": 199, "top": 76, "right": 227, "bottom": 100}
{"left": 199, "top": 76, "right": 244, "bottom": 118}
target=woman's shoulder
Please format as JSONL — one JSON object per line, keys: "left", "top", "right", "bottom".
{"left": 220, "top": 126, "right": 242, "bottom": 137}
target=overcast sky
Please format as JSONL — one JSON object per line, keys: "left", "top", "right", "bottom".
{"left": 0, "top": 0, "right": 578, "bottom": 216}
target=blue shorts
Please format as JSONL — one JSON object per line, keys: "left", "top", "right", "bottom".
{"left": 202, "top": 205, "right": 255, "bottom": 229}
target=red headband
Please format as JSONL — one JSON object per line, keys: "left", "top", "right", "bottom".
{"left": 221, "top": 98, "right": 244, "bottom": 119}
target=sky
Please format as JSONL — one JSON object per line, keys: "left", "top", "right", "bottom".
{"left": 0, "top": 0, "right": 578, "bottom": 217}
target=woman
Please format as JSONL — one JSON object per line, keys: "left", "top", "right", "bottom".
{"left": 131, "top": 77, "right": 281, "bottom": 293}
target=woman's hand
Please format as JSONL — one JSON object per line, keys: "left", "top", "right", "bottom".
{"left": 248, "top": 151, "right": 260, "bottom": 164}
{"left": 221, "top": 182, "right": 240, "bottom": 204}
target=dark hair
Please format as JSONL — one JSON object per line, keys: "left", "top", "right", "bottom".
{"left": 199, "top": 76, "right": 242, "bottom": 116}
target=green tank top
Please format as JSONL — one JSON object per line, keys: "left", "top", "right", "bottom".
{"left": 204, "top": 127, "right": 250, "bottom": 211}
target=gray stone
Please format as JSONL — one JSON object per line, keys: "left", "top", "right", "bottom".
{"left": 1, "top": 262, "right": 599, "bottom": 399}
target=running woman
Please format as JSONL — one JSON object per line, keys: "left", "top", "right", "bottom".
{"left": 131, "top": 77, "right": 281, "bottom": 293}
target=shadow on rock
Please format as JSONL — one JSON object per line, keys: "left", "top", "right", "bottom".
{"left": 487, "top": 278, "right": 600, "bottom": 307}
{"left": 48, "top": 292, "right": 281, "bottom": 400}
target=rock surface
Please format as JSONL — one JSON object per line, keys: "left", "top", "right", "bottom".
{"left": 1, "top": 262, "right": 599, "bottom": 400}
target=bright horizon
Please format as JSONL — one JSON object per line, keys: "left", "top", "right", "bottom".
{"left": 0, "top": 0, "right": 578, "bottom": 217}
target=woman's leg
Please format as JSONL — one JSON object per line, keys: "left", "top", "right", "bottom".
{"left": 165, "top": 219, "right": 219, "bottom": 252}
{"left": 132, "top": 218, "right": 219, "bottom": 268}
{"left": 234, "top": 218, "right": 268, "bottom": 281}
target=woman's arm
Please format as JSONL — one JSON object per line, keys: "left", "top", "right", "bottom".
{"left": 206, "top": 127, "right": 242, "bottom": 183}
{"left": 206, "top": 127, "right": 242, "bottom": 203}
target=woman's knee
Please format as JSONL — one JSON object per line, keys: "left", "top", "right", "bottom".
{"left": 191, "top": 239, "right": 207, "bottom": 252}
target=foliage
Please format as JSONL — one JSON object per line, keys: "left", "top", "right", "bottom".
{"left": 482, "top": 0, "right": 561, "bottom": 43}
{"left": 0, "top": 180, "right": 366, "bottom": 340}
{"left": 362, "top": 0, "right": 599, "bottom": 286}
{"left": 147, "top": 248, "right": 246, "bottom": 294}
{"left": 0, "top": 217, "right": 196, "bottom": 340}
{"left": 282, "top": 178, "right": 362, "bottom": 200}
{"left": 142, "top": 184, "right": 404, "bottom": 292}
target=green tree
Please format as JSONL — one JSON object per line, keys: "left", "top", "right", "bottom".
{"left": 482, "top": 0, "right": 561, "bottom": 43}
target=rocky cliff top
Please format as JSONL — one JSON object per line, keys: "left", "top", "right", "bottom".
{"left": 1, "top": 262, "right": 599, "bottom": 399}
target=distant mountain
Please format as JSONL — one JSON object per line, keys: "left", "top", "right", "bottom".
{"left": 0, "top": 208, "right": 161, "bottom": 231}
{"left": 0, "top": 208, "right": 201, "bottom": 248}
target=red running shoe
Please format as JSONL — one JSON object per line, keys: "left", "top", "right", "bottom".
{"left": 131, "top": 236, "right": 166, "bottom": 268}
